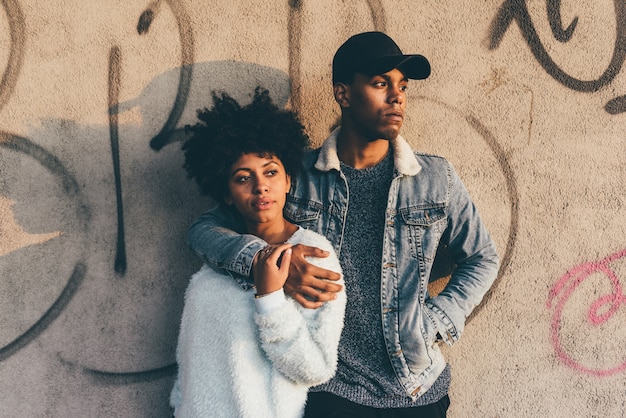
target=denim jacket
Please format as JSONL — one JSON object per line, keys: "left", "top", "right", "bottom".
{"left": 188, "top": 128, "right": 500, "bottom": 400}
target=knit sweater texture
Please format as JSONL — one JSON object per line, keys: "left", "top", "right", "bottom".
{"left": 311, "top": 151, "right": 451, "bottom": 408}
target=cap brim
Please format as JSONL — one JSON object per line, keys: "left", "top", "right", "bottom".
{"left": 363, "top": 54, "right": 431, "bottom": 80}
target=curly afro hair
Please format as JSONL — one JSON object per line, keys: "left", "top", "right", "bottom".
{"left": 182, "top": 88, "right": 310, "bottom": 202}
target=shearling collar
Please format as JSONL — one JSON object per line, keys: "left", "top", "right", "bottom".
{"left": 314, "top": 127, "right": 422, "bottom": 176}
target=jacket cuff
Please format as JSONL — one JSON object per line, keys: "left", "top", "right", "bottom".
{"left": 228, "top": 240, "right": 267, "bottom": 289}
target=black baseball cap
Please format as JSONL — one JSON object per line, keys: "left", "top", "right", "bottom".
{"left": 332, "top": 31, "right": 431, "bottom": 84}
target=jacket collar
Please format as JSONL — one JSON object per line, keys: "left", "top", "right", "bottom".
{"left": 314, "top": 127, "right": 422, "bottom": 176}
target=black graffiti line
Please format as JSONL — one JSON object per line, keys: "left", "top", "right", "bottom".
{"left": 490, "top": 0, "right": 626, "bottom": 91}
{"left": 288, "top": 0, "right": 386, "bottom": 117}
{"left": 366, "top": 0, "right": 387, "bottom": 32}
{"left": 287, "top": 0, "right": 303, "bottom": 113}
{"left": 489, "top": 0, "right": 626, "bottom": 114}
{"left": 605, "top": 95, "right": 626, "bottom": 115}
{"left": 0, "top": 263, "right": 86, "bottom": 361}
{"left": 0, "top": 132, "right": 82, "bottom": 194}
{"left": 53, "top": 1, "right": 196, "bottom": 381}
{"left": 466, "top": 113, "right": 519, "bottom": 291}
{"left": 82, "top": 363, "right": 177, "bottom": 385}
{"left": 0, "top": 134, "right": 89, "bottom": 362}
{"left": 0, "top": 0, "right": 25, "bottom": 113}
{"left": 548, "top": 0, "right": 577, "bottom": 42}
{"left": 466, "top": 113, "right": 519, "bottom": 318}
{"left": 108, "top": 46, "right": 126, "bottom": 276}
{"left": 148, "top": 0, "right": 195, "bottom": 151}
{"left": 137, "top": 2, "right": 156, "bottom": 35}
{"left": 414, "top": 97, "right": 519, "bottom": 321}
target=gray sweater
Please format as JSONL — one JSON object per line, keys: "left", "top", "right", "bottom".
{"left": 311, "top": 151, "right": 450, "bottom": 408}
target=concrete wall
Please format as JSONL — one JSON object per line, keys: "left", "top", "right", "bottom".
{"left": 1, "top": 1, "right": 625, "bottom": 416}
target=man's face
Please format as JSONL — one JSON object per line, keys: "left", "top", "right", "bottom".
{"left": 343, "top": 68, "right": 408, "bottom": 141}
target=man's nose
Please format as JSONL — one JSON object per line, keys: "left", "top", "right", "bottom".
{"left": 389, "top": 85, "right": 404, "bottom": 104}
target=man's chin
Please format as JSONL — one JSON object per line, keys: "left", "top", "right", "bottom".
{"left": 380, "top": 128, "right": 400, "bottom": 141}
{"left": 361, "top": 126, "right": 400, "bottom": 142}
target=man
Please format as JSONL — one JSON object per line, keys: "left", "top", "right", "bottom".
{"left": 187, "top": 31, "right": 499, "bottom": 417}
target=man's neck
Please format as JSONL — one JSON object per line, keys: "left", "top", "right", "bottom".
{"left": 337, "top": 130, "right": 391, "bottom": 169}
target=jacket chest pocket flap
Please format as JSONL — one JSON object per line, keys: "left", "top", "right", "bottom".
{"left": 400, "top": 206, "right": 447, "bottom": 262}
{"left": 284, "top": 199, "right": 322, "bottom": 223}
{"left": 400, "top": 206, "right": 446, "bottom": 227}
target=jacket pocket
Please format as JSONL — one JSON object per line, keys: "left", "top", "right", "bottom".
{"left": 421, "top": 304, "right": 442, "bottom": 347}
{"left": 284, "top": 197, "right": 322, "bottom": 230}
{"left": 400, "top": 206, "right": 447, "bottom": 262}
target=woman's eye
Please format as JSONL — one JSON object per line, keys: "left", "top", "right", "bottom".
{"left": 235, "top": 176, "right": 250, "bottom": 183}
{"left": 266, "top": 170, "right": 278, "bottom": 177}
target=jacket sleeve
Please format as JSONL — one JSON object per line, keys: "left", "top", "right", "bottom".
{"left": 253, "top": 232, "right": 346, "bottom": 385}
{"left": 187, "top": 204, "right": 267, "bottom": 289}
{"left": 425, "top": 162, "right": 500, "bottom": 344}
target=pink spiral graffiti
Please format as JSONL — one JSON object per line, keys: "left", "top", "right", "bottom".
{"left": 547, "top": 248, "right": 626, "bottom": 377}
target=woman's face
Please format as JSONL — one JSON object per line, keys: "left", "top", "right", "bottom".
{"left": 225, "top": 152, "right": 291, "bottom": 229}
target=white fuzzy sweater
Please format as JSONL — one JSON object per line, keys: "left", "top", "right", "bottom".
{"left": 170, "top": 227, "right": 346, "bottom": 418}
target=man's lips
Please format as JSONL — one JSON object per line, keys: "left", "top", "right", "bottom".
{"left": 385, "top": 110, "right": 403, "bottom": 122}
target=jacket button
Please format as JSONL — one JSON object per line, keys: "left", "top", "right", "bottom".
{"left": 411, "top": 386, "right": 422, "bottom": 396}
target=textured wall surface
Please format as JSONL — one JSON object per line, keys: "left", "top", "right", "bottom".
{"left": 1, "top": 1, "right": 625, "bottom": 417}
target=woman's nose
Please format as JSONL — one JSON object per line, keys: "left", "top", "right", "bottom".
{"left": 254, "top": 180, "right": 269, "bottom": 193}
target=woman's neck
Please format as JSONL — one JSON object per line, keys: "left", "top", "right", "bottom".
{"left": 246, "top": 218, "right": 298, "bottom": 244}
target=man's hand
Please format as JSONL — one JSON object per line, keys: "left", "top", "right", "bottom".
{"left": 283, "top": 244, "right": 343, "bottom": 309}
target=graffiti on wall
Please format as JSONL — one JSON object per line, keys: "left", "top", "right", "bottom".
{"left": 0, "top": 4, "right": 521, "bottom": 401}
{"left": 0, "top": 0, "right": 195, "bottom": 384}
{"left": 489, "top": 0, "right": 626, "bottom": 114}
{"left": 488, "top": 0, "right": 626, "bottom": 377}
{"left": 0, "top": 0, "right": 387, "bottom": 388}
{"left": 547, "top": 249, "right": 626, "bottom": 377}
{"left": 1, "top": 3, "right": 622, "bottom": 415}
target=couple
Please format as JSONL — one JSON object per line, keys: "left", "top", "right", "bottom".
{"left": 171, "top": 31, "right": 500, "bottom": 418}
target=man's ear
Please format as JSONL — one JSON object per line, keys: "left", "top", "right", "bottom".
{"left": 286, "top": 174, "right": 291, "bottom": 192}
{"left": 333, "top": 83, "right": 350, "bottom": 108}
{"left": 224, "top": 195, "right": 233, "bottom": 205}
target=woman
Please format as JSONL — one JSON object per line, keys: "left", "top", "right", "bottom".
{"left": 170, "top": 89, "right": 346, "bottom": 418}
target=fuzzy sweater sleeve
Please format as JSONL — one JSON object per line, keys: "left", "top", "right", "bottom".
{"left": 253, "top": 228, "right": 346, "bottom": 386}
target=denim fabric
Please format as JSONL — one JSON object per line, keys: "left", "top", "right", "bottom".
{"left": 187, "top": 128, "right": 500, "bottom": 401}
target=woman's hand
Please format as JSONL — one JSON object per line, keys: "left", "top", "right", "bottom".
{"left": 252, "top": 244, "right": 293, "bottom": 297}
